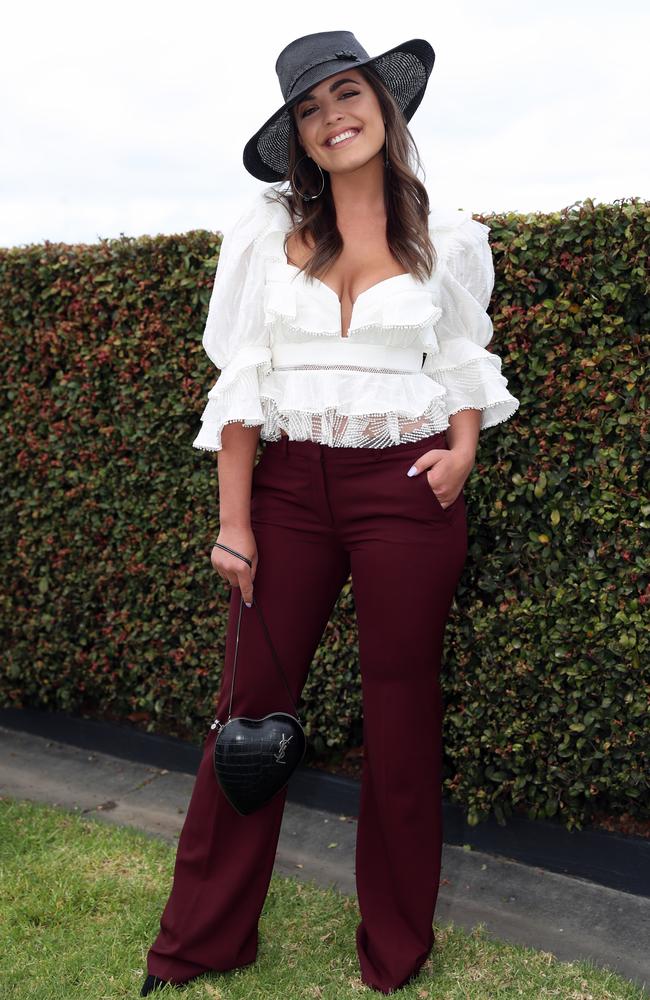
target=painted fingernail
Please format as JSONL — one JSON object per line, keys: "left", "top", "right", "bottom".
{"left": 407, "top": 465, "right": 418, "bottom": 477}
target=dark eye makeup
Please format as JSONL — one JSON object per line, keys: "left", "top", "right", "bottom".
{"left": 301, "top": 90, "right": 360, "bottom": 118}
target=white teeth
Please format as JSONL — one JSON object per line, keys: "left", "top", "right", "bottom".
{"left": 326, "top": 129, "right": 358, "bottom": 146}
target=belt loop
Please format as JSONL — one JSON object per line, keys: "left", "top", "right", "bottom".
{"left": 282, "top": 432, "right": 289, "bottom": 457}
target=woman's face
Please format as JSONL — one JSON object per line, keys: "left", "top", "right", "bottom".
{"left": 291, "top": 68, "right": 385, "bottom": 175}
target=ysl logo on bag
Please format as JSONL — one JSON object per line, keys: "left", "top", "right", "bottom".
{"left": 274, "top": 732, "right": 294, "bottom": 763}
{"left": 211, "top": 593, "right": 307, "bottom": 815}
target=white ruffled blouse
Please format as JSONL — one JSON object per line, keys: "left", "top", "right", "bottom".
{"left": 192, "top": 183, "right": 520, "bottom": 451}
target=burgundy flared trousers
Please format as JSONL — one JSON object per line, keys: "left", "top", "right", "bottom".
{"left": 145, "top": 430, "right": 468, "bottom": 994}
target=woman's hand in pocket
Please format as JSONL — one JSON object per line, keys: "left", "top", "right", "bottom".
{"left": 407, "top": 447, "right": 474, "bottom": 509}
{"left": 211, "top": 529, "right": 258, "bottom": 606}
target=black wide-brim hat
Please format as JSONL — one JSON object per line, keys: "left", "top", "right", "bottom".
{"left": 243, "top": 30, "right": 435, "bottom": 183}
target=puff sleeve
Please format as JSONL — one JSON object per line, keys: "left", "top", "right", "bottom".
{"left": 423, "top": 213, "right": 520, "bottom": 431}
{"left": 192, "top": 191, "right": 273, "bottom": 451}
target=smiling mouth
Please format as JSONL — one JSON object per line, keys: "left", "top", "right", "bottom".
{"left": 324, "top": 128, "right": 361, "bottom": 148}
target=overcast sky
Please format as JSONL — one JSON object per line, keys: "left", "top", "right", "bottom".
{"left": 2, "top": 0, "right": 647, "bottom": 249}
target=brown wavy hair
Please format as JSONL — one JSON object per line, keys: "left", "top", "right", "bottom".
{"left": 264, "top": 64, "right": 437, "bottom": 285}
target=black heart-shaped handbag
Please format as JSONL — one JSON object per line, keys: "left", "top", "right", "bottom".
{"left": 209, "top": 543, "right": 306, "bottom": 816}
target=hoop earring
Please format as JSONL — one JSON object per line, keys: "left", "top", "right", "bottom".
{"left": 291, "top": 153, "right": 325, "bottom": 201}
{"left": 383, "top": 120, "right": 390, "bottom": 170}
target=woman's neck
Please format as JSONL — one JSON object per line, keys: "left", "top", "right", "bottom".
{"left": 328, "top": 152, "right": 386, "bottom": 224}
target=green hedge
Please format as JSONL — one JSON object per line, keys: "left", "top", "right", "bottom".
{"left": 1, "top": 197, "right": 647, "bottom": 832}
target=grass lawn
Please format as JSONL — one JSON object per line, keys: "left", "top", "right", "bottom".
{"left": 0, "top": 796, "right": 645, "bottom": 999}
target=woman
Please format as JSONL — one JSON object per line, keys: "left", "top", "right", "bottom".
{"left": 141, "top": 29, "right": 519, "bottom": 996}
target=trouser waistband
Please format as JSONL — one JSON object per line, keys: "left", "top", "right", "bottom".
{"left": 270, "top": 430, "right": 448, "bottom": 462}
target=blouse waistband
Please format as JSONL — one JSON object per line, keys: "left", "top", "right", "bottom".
{"left": 270, "top": 340, "right": 425, "bottom": 373}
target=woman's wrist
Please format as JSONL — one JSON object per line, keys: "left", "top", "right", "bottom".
{"left": 218, "top": 514, "right": 252, "bottom": 532}
{"left": 450, "top": 443, "right": 476, "bottom": 465}
{"left": 445, "top": 410, "right": 480, "bottom": 466}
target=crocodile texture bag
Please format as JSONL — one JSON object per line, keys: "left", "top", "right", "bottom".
{"left": 209, "top": 545, "right": 306, "bottom": 815}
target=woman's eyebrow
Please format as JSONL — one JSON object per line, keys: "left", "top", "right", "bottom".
{"left": 296, "top": 77, "right": 360, "bottom": 107}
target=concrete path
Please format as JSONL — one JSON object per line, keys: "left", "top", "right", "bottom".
{"left": 1, "top": 725, "right": 647, "bottom": 994}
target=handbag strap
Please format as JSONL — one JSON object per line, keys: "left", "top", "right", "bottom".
{"left": 213, "top": 542, "right": 302, "bottom": 723}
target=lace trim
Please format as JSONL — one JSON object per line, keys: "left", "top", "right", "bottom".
{"left": 193, "top": 360, "right": 271, "bottom": 452}
{"left": 191, "top": 401, "right": 519, "bottom": 451}
{"left": 447, "top": 400, "right": 521, "bottom": 430}
{"left": 264, "top": 259, "right": 442, "bottom": 338}
{"left": 192, "top": 416, "right": 265, "bottom": 452}
{"left": 426, "top": 367, "right": 520, "bottom": 431}
{"left": 258, "top": 397, "right": 451, "bottom": 449}
{"left": 353, "top": 310, "right": 441, "bottom": 336}
{"left": 192, "top": 390, "right": 519, "bottom": 452}
{"left": 264, "top": 307, "right": 440, "bottom": 338}
{"left": 272, "top": 363, "right": 425, "bottom": 374}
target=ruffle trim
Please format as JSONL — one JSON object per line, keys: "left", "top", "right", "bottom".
{"left": 258, "top": 397, "right": 451, "bottom": 449}
{"left": 445, "top": 401, "right": 520, "bottom": 431}
{"left": 205, "top": 345, "right": 273, "bottom": 394}
{"left": 192, "top": 367, "right": 455, "bottom": 451}
{"left": 193, "top": 416, "right": 266, "bottom": 452}
{"left": 192, "top": 355, "right": 520, "bottom": 451}
{"left": 256, "top": 368, "right": 451, "bottom": 448}
{"left": 192, "top": 357, "right": 272, "bottom": 451}
{"left": 257, "top": 368, "right": 447, "bottom": 419}
{"left": 422, "top": 337, "right": 503, "bottom": 374}
{"left": 422, "top": 351, "right": 520, "bottom": 431}
{"left": 426, "top": 207, "right": 490, "bottom": 269}
{"left": 263, "top": 262, "right": 443, "bottom": 342}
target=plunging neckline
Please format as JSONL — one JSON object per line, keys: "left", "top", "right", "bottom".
{"left": 282, "top": 261, "right": 413, "bottom": 339}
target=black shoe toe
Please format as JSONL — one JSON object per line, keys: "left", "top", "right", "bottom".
{"left": 140, "top": 974, "right": 169, "bottom": 995}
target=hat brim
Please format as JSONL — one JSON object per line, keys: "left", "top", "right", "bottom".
{"left": 243, "top": 38, "right": 435, "bottom": 183}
